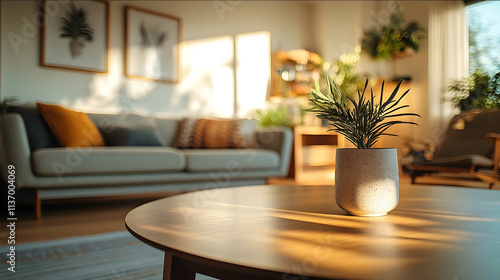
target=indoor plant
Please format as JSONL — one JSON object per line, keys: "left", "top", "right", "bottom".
{"left": 361, "top": 12, "right": 425, "bottom": 60}
{"left": 255, "top": 104, "right": 304, "bottom": 128}
{"left": 0, "top": 97, "right": 18, "bottom": 114}
{"left": 329, "top": 47, "right": 366, "bottom": 97}
{"left": 308, "top": 78, "right": 420, "bottom": 216}
{"left": 448, "top": 70, "right": 500, "bottom": 111}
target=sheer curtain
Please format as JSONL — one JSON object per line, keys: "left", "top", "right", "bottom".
{"left": 428, "top": 1, "right": 469, "bottom": 135}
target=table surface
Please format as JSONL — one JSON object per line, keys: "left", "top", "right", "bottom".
{"left": 125, "top": 185, "right": 500, "bottom": 280}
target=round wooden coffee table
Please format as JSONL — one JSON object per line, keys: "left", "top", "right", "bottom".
{"left": 125, "top": 184, "right": 500, "bottom": 280}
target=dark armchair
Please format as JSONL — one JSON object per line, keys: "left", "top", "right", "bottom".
{"left": 403, "top": 109, "right": 500, "bottom": 189}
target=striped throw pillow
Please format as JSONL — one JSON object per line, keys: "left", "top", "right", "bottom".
{"left": 176, "top": 118, "right": 245, "bottom": 149}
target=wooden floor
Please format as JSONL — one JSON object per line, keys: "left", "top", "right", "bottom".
{"left": 12, "top": 181, "right": 308, "bottom": 244}
{"left": 12, "top": 193, "right": 181, "bottom": 243}
{"left": 10, "top": 175, "right": 496, "bottom": 244}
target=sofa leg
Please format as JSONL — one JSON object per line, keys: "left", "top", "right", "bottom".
{"left": 35, "top": 190, "right": 41, "bottom": 220}
{"left": 411, "top": 175, "right": 417, "bottom": 184}
{"left": 18, "top": 189, "right": 41, "bottom": 219}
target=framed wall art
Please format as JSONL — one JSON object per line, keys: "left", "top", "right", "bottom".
{"left": 41, "top": 0, "right": 109, "bottom": 73}
{"left": 125, "top": 6, "right": 181, "bottom": 83}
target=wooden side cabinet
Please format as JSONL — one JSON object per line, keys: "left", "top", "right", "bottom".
{"left": 293, "top": 126, "right": 343, "bottom": 183}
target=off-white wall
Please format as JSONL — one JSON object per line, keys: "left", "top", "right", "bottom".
{"left": 311, "top": 1, "right": 365, "bottom": 62}
{"left": 1, "top": 0, "right": 312, "bottom": 116}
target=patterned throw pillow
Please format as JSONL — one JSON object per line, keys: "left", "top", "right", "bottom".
{"left": 176, "top": 118, "right": 246, "bottom": 149}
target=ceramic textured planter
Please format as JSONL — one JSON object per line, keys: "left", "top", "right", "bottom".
{"left": 335, "top": 148, "right": 399, "bottom": 217}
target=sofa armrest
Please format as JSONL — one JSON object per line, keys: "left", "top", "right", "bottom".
{"left": 486, "top": 133, "right": 500, "bottom": 140}
{"left": 0, "top": 113, "right": 35, "bottom": 188}
{"left": 255, "top": 127, "right": 293, "bottom": 176}
{"left": 487, "top": 133, "right": 500, "bottom": 179}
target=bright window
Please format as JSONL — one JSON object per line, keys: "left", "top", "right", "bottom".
{"left": 467, "top": 1, "right": 500, "bottom": 75}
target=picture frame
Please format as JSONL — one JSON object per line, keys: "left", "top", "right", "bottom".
{"left": 125, "top": 6, "right": 181, "bottom": 83}
{"left": 41, "top": 0, "right": 109, "bottom": 73}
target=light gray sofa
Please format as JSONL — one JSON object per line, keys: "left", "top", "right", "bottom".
{"left": 0, "top": 112, "right": 292, "bottom": 218}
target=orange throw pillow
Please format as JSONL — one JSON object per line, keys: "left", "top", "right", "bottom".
{"left": 37, "top": 103, "right": 105, "bottom": 147}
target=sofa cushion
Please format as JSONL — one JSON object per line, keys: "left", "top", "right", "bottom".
{"left": 100, "top": 126, "right": 163, "bottom": 146}
{"left": 37, "top": 103, "right": 105, "bottom": 148}
{"left": 6, "top": 106, "right": 60, "bottom": 151}
{"left": 183, "top": 149, "right": 280, "bottom": 172}
{"left": 32, "top": 147, "right": 185, "bottom": 176}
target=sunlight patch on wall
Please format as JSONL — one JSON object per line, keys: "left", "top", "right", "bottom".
{"left": 67, "top": 34, "right": 270, "bottom": 117}
{"left": 179, "top": 36, "right": 235, "bottom": 118}
{"left": 70, "top": 49, "right": 124, "bottom": 113}
{"left": 125, "top": 80, "right": 156, "bottom": 100}
{"left": 236, "top": 31, "right": 271, "bottom": 118}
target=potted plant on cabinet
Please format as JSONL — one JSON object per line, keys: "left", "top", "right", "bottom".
{"left": 308, "top": 78, "right": 420, "bottom": 216}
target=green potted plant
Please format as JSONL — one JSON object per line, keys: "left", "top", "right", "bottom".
{"left": 256, "top": 104, "right": 305, "bottom": 128}
{"left": 308, "top": 77, "right": 420, "bottom": 216}
{"left": 361, "top": 12, "right": 425, "bottom": 60}
{"left": 329, "top": 47, "right": 367, "bottom": 97}
{"left": 448, "top": 70, "right": 500, "bottom": 111}
{"left": 0, "top": 97, "right": 18, "bottom": 114}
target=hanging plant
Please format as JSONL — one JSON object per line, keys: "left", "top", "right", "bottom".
{"left": 361, "top": 12, "right": 426, "bottom": 60}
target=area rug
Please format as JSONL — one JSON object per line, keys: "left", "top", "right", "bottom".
{"left": 0, "top": 230, "right": 220, "bottom": 280}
